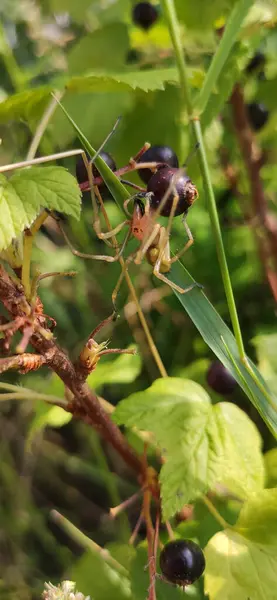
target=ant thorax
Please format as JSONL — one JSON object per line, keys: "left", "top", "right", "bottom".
{"left": 131, "top": 197, "right": 157, "bottom": 242}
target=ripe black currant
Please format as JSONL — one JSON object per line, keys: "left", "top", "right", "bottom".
{"left": 207, "top": 360, "right": 237, "bottom": 395}
{"left": 245, "top": 51, "right": 265, "bottom": 75}
{"left": 159, "top": 539, "right": 205, "bottom": 587}
{"left": 132, "top": 2, "right": 159, "bottom": 30}
{"left": 246, "top": 102, "right": 269, "bottom": 131}
{"left": 75, "top": 151, "right": 116, "bottom": 185}
{"left": 147, "top": 166, "right": 198, "bottom": 217}
{"left": 138, "top": 145, "right": 179, "bottom": 184}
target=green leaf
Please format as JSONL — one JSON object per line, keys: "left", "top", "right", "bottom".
{"left": 10, "top": 166, "right": 81, "bottom": 220}
{"left": 204, "top": 528, "right": 277, "bottom": 600}
{"left": 0, "top": 166, "right": 81, "bottom": 251}
{"left": 114, "top": 378, "right": 263, "bottom": 518}
{"left": 236, "top": 489, "right": 277, "bottom": 546}
{"left": 0, "top": 87, "right": 51, "bottom": 124}
{"left": 175, "top": 0, "right": 232, "bottom": 30}
{"left": 87, "top": 347, "right": 141, "bottom": 390}
{"left": 168, "top": 260, "right": 277, "bottom": 439}
{"left": 0, "top": 67, "right": 199, "bottom": 124}
{"left": 71, "top": 550, "right": 131, "bottom": 600}
{"left": 0, "top": 174, "right": 37, "bottom": 252}
{"left": 213, "top": 402, "right": 264, "bottom": 498}
{"left": 264, "top": 448, "right": 277, "bottom": 488}
{"left": 67, "top": 24, "right": 129, "bottom": 74}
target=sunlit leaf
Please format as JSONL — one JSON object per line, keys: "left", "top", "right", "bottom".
{"left": 205, "top": 528, "right": 277, "bottom": 600}
{"left": 114, "top": 378, "right": 264, "bottom": 518}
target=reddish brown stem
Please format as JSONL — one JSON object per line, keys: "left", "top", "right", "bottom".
{"left": 230, "top": 84, "right": 277, "bottom": 301}
{"left": 0, "top": 264, "right": 144, "bottom": 477}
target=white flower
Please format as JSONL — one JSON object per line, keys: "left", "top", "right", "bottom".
{"left": 42, "top": 580, "right": 90, "bottom": 600}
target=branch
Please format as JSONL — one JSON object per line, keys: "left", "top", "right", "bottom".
{"left": 0, "top": 264, "right": 144, "bottom": 477}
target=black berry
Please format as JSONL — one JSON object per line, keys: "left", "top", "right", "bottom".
{"left": 132, "top": 2, "right": 159, "bottom": 30}
{"left": 245, "top": 51, "right": 265, "bottom": 75}
{"left": 246, "top": 102, "right": 269, "bottom": 131}
{"left": 138, "top": 145, "right": 179, "bottom": 184}
{"left": 75, "top": 151, "right": 116, "bottom": 185}
{"left": 160, "top": 540, "right": 205, "bottom": 587}
{"left": 147, "top": 166, "right": 197, "bottom": 217}
{"left": 207, "top": 360, "right": 237, "bottom": 395}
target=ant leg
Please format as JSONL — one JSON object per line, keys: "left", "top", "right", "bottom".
{"left": 134, "top": 224, "right": 160, "bottom": 265}
{"left": 153, "top": 235, "right": 201, "bottom": 294}
{"left": 170, "top": 220, "right": 194, "bottom": 264}
{"left": 57, "top": 220, "right": 131, "bottom": 263}
{"left": 97, "top": 219, "right": 130, "bottom": 241}
{"left": 111, "top": 252, "right": 137, "bottom": 309}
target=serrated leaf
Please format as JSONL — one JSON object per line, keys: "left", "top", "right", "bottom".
{"left": 66, "top": 68, "right": 180, "bottom": 93}
{"left": 0, "top": 174, "right": 37, "bottom": 251}
{"left": 114, "top": 378, "right": 263, "bottom": 518}
{"left": 10, "top": 166, "right": 81, "bottom": 220}
{"left": 0, "top": 67, "right": 200, "bottom": 124}
{"left": 236, "top": 489, "right": 277, "bottom": 546}
{"left": 87, "top": 347, "right": 141, "bottom": 390}
{"left": 204, "top": 528, "right": 277, "bottom": 600}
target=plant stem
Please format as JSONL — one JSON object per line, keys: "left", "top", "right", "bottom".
{"left": 193, "top": 119, "right": 245, "bottom": 359}
{"left": 0, "top": 149, "right": 84, "bottom": 173}
{"left": 26, "top": 91, "right": 64, "bottom": 161}
{"left": 160, "top": 0, "right": 193, "bottom": 114}
{"left": 195, "top": 0, "right": 255, "bottom": 116}
{"left": 51, "top": 510, "right": 128, "bottom": 575}
{"left": 0, "top": 388, "right": 68, "bottom": 407}
{"left": 161, "top": 0, "right": 246, "bottom": 360}
{"left": 202, "top": 495, "right": 230, "bottom": 530}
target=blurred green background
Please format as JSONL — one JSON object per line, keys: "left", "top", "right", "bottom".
{"left": 1, "top": 0, "right": 277, "bottom": 598}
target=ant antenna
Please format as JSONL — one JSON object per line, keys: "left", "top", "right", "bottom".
{"left": 89, "top": 116, "right": 121, "bottom": 166}
{"left": 183, "top": 142, "right": 200, "bottom": 168}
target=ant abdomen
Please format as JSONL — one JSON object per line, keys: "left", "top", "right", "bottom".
{"left": 147, "top": 166, "right": 198, "bottom": 217}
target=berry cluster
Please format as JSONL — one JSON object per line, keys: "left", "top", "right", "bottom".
{"left": 76, "top": 144, "right": 198, "bottom": 220}
{"left": 138, "top": 145, "right": 198, "bottom": 217}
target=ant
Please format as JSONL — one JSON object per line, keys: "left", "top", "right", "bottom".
{"left": 54, "top": 131, "right": 202, "bottom": 305}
